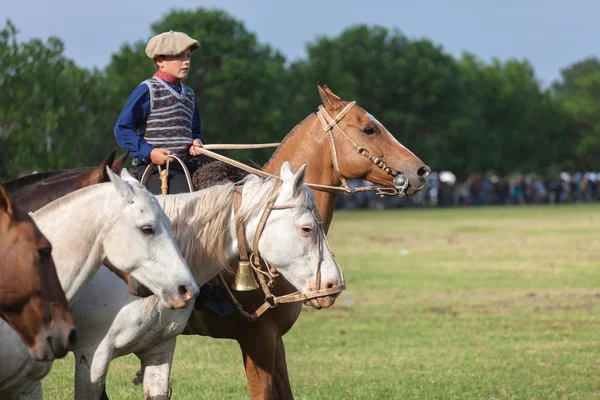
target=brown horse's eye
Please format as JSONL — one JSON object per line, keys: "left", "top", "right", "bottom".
{"left": 38, "top": 247, "right": 52, "bottom": 259}
{"left": 363, "top": 126, "right": 375, "bottom": 135}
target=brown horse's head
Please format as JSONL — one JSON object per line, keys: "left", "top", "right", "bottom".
{"left": 317, "top": 84, "right": 430, "bottom": 195}
{"left": 0, "top": 184, "right": 76, "bottom": 361}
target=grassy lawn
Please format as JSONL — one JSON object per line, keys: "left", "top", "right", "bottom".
{"left": 44, "top": 204, "right": 600, "bottom": 399}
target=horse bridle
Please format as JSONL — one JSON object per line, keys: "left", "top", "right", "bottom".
{"left": 137, "top": 101, "right": 406, "bottom": 321}
{"left": 315, "top": 101, "right": 410, "bottom": 197}
{"left": 220, "top": 180, "right": 346, "bottom": 321}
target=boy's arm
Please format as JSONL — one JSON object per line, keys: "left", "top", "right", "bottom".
{"left": 191, "top": 100, "right": 205, "bottom": 144}
{"left": 114, "top": 84, "right": 154, "bottom": 160}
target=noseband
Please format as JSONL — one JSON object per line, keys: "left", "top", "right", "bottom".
{"left": 316, "top": 101, "right": 409, "bottom": 196}
{"left": 220, "top": 180, "right": 346, "bottom": 321}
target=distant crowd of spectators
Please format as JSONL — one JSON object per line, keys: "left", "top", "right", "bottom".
{"left": 336, "top": 171, "right": 600, "bottom": 210}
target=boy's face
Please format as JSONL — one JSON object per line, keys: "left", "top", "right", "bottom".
{"left": 156, "top": 49, "right": 193, "bottom": 79}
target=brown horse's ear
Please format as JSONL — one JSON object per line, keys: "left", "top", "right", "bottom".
{"left": 104, "top": 148, "right": 118, "bottom": 169}
{"left": 0, "top": 183, "right": 14, "bottom": 217}
{"left": 110, "top": 150, "right": 130, "bottom": 174}
{"left": 317, "top": 83, "right": 343, "bottom": 113}
{"left": 83, "top": 148, "right": 118, "bottom": 186}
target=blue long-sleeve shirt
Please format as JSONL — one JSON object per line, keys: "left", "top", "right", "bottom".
{"left": 114, "top": 80, "right": 204, "bottom": 161}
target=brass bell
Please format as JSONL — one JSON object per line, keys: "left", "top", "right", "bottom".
{"left": 232, "top": 260, "right": 259, "bottom": 291}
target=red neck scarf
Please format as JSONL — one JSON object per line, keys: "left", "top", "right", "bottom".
{"left": 153, "top": 71, "right": 181, "bottom": 85}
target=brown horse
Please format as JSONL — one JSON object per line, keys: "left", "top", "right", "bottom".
{"left": 181, "top": 84, "right": 430, "bottom": 399}
{"left": 0, "top": 183, "right": 76, "bottom": 361}
{"left": 5, "top": 148, "right": 130, "bottom": 214}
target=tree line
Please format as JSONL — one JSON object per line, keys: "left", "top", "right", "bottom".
{"left": 1, "top": 8, "right": 598, "bottom": 181}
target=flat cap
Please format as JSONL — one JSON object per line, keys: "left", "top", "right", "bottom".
{"left": 145, "top": 30, "right": 200, "bottom": 59}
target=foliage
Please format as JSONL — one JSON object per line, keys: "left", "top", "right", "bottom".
{"left": 0, "top": 20, "right": 110, "bottom": 177}
{"left": 553, "top": 57, "right": 600, "bottom": 170}
{"left": 0, "top": 10, "right": 596, "bottom": 180}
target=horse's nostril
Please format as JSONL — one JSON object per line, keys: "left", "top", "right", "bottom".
{"left": 68, "top": 328, "right": 77, "bottom": 347}
{"left": 326, "top": 282, "right": 334, "bottom": 289}
{"left": 178, "top": 285, "right": 190, "bottom": 298}
{"left": 417, "top": 165, "right": 431, "bottom": 178}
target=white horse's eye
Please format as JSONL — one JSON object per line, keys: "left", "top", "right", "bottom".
{"left": 140, "top": 226, "right": 155, "bottom": 236}
{"left": 299, "top": 226, "right": 313, "bottom": 236}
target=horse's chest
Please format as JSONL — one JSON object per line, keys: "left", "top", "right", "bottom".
{"left": 0, "top": 323, "right": 52, "bottom": 394}
{"left": 112, "top": 304, "right": 191, "bottom": 356}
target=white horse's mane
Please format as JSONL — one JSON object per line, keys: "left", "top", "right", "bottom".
{"left": 156, "top": 174, "right": 313, "bottom": 276}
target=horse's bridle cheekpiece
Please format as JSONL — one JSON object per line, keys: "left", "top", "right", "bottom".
{"left": 315, "top": 101, "right": 410, "bottom": 197}
{"left": 223, "top": 180, "right": 346, "bottom": 321}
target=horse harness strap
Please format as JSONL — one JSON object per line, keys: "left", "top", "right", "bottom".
{"left": 221, "top": 181, "right": 346, "bottom": 321}
{"left": 137, "top": 154, "right": 344, "bottom": 321}
{"left": 317, "top": 103, "right": 353, "bottom": 190}
{"left": 233, "top": 186, "right": 250, "bottom": 263}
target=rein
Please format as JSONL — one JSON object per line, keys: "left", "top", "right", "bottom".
{"left": 140, "top": 157, "right": 346, "bottom": 321}
{"left": 136, "top": 101, "right": 409, "bottom": 320}
{"left": 140, "top": 154, "right": 195, "bottom": 194}
{"left": 140, "top": 102, "right": 408, "bottom": 197}
{"left": 220, "top": 181, "right": 345, "bottom": 321}
{"left": 191, "top": 102, "right": 409, "bottom": 197}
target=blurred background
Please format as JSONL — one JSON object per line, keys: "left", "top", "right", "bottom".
{"left": 2, "top": 0, "right": 600, "bottom": 208}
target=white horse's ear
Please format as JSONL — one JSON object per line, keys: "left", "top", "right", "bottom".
{"left": 279, "top": 163, "right": 307, "bottom": 200}
{"left": 107, "top": 166, "right": 134, "bottom": 203}
{"left": 279, "top": 161, "right": 294, "bottom": 180}
{"left": 291, "top": 164, "right": 307, "bottom": 197}
{"left": 120, "top": 168, "right": 138, "bottom": 183}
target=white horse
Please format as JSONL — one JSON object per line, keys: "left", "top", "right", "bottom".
{"left": 71, "top": 162, "right": 345, "bottom": 399}
{"left": 0, "top": 169, "right": 198, "bottom": 399}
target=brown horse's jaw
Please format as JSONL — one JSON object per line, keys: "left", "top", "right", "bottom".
{"left": 30, "top": 321, "right": 76, "bottom": 361}
{"left": 403, "top": 185, "right": 420, "bottom": 197}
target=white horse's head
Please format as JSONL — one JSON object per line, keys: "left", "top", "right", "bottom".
{"left": 103, "top": 168, "right": 199, "bottom": 309}
{"left": 243, "top": 162, "right": 344, "bottom": 309}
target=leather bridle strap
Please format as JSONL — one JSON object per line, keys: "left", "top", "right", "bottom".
{"left": 316, "top": 102, "right": 405, "bottom": 193}
{"left": 233, "top": 186, "right": 250, "bottom": 264}
{"left": 221, "top": 181, "right": 345, "bottom": 321}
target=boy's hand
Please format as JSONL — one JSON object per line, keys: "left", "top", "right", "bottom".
{"left": 189, "top": 139, "right": 203, "bottom": 156}
{"left": 150, "top": 148, "right": 171, "bottom": 166}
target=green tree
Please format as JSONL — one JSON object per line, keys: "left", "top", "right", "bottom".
{"left": 458, "top": 55, "right": 574, "bottom": 177}
{"left": 554, "top": 62, "right": 600, "bottom": 169}
{"left": 0, "top": 19, "right": 110, "bottom": 179}
{"left": 552, "top": 57, "right": 600, "bottom": 96}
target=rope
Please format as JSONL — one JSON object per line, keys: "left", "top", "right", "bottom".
{"left": 202, "top": 143, "right": 280, "bottom": 150}
{"left": 195, "top": 147, "right": 398, "bottom": 196}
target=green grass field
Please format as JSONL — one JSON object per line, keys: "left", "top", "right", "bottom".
{"left": 44, "top": 205, "right": 600, "bottom": 399}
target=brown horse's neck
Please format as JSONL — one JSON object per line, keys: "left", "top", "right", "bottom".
{"left": 263, "top": 114, "right": 340, "bottom": 232}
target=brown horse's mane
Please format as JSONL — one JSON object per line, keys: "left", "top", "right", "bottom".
{"left": 4, "top": 168, "right": 94, "bottom": 192}
{"left": 263, "top": 113, "right": 315, "bottom": 171}
{"left": 192, "top": 113, "right": 316, "bottom": 190}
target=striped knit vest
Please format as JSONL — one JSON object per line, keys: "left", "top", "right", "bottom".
{"left": 142, "top": 77, "right": 195, "bottom": 157}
